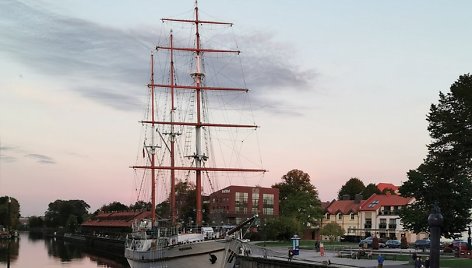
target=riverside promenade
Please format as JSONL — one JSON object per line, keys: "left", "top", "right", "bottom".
{"left": 242, "top": 245, "right": 411, "bottom": 268}
{"left": 282, "top": 248, "right": 409, "bottom": 267}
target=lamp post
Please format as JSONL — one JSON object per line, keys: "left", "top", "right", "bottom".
{"left": 263, "top": 223, "right": 267, "bottom": 247}
{"left": 7, "top": 197, "right": 11, "bottom": 233}
{"left": 428, "top": 202, "right": 443, "bottom": 268}
{"left": 468, "top": 226, "right": 471, "bottom": 250}
{"left": 7, "top": 197, "right": 12, "bottom": 268}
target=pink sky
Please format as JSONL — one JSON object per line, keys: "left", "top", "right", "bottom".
{"left": 2, "top": 0, "right": 472, "bottom": 216}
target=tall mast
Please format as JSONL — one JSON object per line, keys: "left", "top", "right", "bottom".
{"left": 193, "top": 0, "right": 204, "bottom": 226}
{"left": 169, "top": 31, "right": 177, "bottom": 225}
{"left": 150, "top": 53, "right": 156, "bottom": 225}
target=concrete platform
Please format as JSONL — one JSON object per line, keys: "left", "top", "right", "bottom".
{"left": 265, "top": 247, "right": 410, "bottom": 267}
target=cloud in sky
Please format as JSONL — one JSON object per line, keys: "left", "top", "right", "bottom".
{"left": 0, "top": 155, "right": 16, "bottom": 163}
{"left": 0, "top": 0, "right": 315, "bottom": 115}
{"left": 0, "top": 146, "right": 55, "bottom": 164}
{"left": 0, "top": 146, "right": 18, "bottom": 163}
{"left": 25, "top": 153, "right": 56, "bottom": 164}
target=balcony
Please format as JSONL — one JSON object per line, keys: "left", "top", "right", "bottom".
{"left": 379, "top": 224, "right": 387, "bottom": 229}
{"left": 388, "top": 224, "right": 397, "bottom": 230}
{"left": 364, "top": 224, "right": 372, "bottom": 229}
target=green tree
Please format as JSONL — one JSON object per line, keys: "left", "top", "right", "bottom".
{"left": 320, "top": 222, "right": 344, "bottom": 241}
{"left": 155, "top": 181, "right": 210, "bottom": 225}
{"left": 28, "top": 216, "right": 44, "bottom": 229}
{"left": 0, "top": 196, "right": 20, "bottom": 230}
{"left": 363, "top": 183, "right": 381, "bottom": 199}
{"left": 264, "top": 216, "right": 303, "bottom": 240}
{"left": 129, "top": 200, "right": 151, "bottom": 211}
{"left": 272, "top": 169, "right": 323, "bottom": 228}
{"left": 96, "top": 201, "right": 128, "bottom": 214}
{"left": 156, "top": 201, "right": 170, "bottom": 220}
{"left": 65, "top": 215, "right": 78, "bottom": 232}
{"left": 44, "top": 199, "right": 90, "bottom": 228}
{"left": 399, "top": 74, "right": 472, "bottom": 238}
{"left": 338, "top": 178, "right": 365, "bottom": 200}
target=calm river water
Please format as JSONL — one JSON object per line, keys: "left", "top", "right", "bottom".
{"left": 0, "top": 232, "right": 130, "bottom": 268}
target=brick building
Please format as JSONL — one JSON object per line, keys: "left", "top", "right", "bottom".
{"left": 208, "top": 185, "right": 279, "bottom": 225}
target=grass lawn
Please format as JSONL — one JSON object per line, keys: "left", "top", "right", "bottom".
{"left": 439, "top": 258, "right": 472, "bottom": 267}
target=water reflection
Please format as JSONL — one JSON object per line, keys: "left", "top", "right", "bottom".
{"left": 0, "top": 238, "right": 19, "bottom": 265}
{"left": 27, "top": 231, "right": 44, "bottom": 242}
{"left": 45, "top": 237, "right": 85, "bottom": 262}
{"left": 1, "top": 232, "right": 129, "bottom": 267}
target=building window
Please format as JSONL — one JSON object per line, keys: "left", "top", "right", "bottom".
{"left": 379, "top": 218, "right": 387, "bottom": 229}
{"left": 338, "top": 213, "right": 342, "bottom": 220}
{"left": 262, "top": 194, "right": 274, "bottom": 215}
{"left": 367, "top": 200, "right": 379, "bottom": 208}
{"left": 365, "top": 218, "right": 372, "bottom": 229}
{"left": 252, "top": 192, "right": 259, "bottom": 214}
{"left": 350, "top": 213, "right": 355, "bottom": 220}
{"left": 235, "top": 192, "right": 248, "bottom": 206}
{"left": 263, "top": 208, "right": 273, "bottom": 215}
{"left": 326, "top": 214, "right": 330, "bottom": 220}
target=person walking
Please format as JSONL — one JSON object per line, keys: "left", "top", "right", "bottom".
{"left": 424, "top": 256, "right": 430, "bottom": 268}
{"left": 415, "top": 256, "right": 422, "bottom": 268}
{"left": 377, "top": 254, "right": 385, "bottom": 268}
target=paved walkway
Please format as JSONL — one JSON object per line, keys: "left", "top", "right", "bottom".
{"left": 267, "top": 247, "right": 411, "bottom": 267}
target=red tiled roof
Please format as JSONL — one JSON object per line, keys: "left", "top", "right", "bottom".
{"left": 81, "top": 211, "right": 151, "bottom": 228}
{"left": 359, "top": 194, "right": 413, "bottom": 211}
{"left": 326, "top": 200, "right": 363, "bottom": 214}
{"left": 377, "top": 183, "right": 399, "bottom": 192}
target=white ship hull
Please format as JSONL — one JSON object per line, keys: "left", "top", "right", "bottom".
{"left": 125, "top": 239, "right": 235, "bottom": 268}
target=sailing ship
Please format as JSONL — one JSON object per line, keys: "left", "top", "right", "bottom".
{"left": 124, "top": 1, "right": 265, "bottom": 268}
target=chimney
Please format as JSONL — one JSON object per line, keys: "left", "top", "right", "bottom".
{"left": 354, "top": 194, "right": 363, "bottom": 203}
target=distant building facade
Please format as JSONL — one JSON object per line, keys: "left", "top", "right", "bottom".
{"left": 321, "top": 194, "right": 364, "bottom": 241}
{"left": 321, "top": 190, "right": 427, "bottom": 243}
{"left": 357, "top": 193, "right": 416, "bottom": 241}
{"left": 208, "top": 185, "right": 279, "bottom": 225}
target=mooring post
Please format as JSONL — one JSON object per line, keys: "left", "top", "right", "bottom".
{"left": 428, "top": 202, "right": 443, "bottom": 268}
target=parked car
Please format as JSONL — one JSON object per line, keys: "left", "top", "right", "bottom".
{"left": 359, "top": 236, "right": 373, "bottom": 248}
{"left": 385, "top": 239, "right": 401, "bottom": 248}
{"left": 451, "top": 240, "right": 468, "bottom": 251}
{"left": 359, "top": 236, "right": 385, "bottom": 248}
{"left": 414, "top": 239, "right": 431, "bottom": 249}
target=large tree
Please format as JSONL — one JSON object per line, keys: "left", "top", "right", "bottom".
{"left": 364, "top": 183, "right": 382, "bottom": 198}
{"left": 0, "top": 196, "right": 20, "bottom": 230}
{"left": 95, "top": 201, "right": 128, "bottom": 214}
{"left": 399, "top": 74, "right": 472, "bottom": 238}
{"left": 337, "top": 178, "right": 365, "bottom": 200}
{"left": 44, "top": 199, "right": 90, "bottom": 229}
{"left": 156, "top": 181, "right": 210, "bottom": 225}
{"left": 272, "top": 169, "right": 323, "bottom": 228}
{"left": 129, "top": 200, "right": 151, "bottom": 211}
{"left": 320, "top": 222, "right": 344, "bottom": 241}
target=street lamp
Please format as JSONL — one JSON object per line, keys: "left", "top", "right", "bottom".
{"left": 7, "top": 197, "right": 12, "bottom": 232}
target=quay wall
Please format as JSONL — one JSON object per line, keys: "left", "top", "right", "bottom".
{"left": 237, "top": 255, "right": 332, "bottom": 268}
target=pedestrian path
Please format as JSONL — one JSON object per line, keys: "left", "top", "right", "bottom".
{"left": 266, "top": 247, "right": 410, "bottom": 267}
